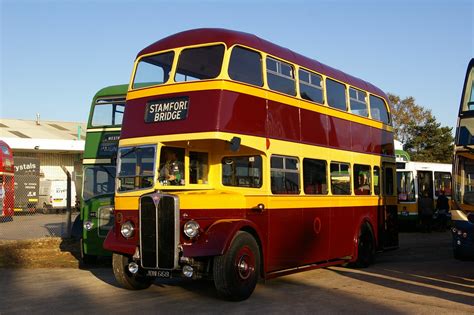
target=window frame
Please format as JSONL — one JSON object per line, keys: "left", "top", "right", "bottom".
{"left": 117, "top": 145, "right": 157, "bottom": 192}
{"left": 349, "top": 87, "right": 369, "bottom": 117}
{"left": 303, "top": 158, "right": 328, "bottom": 195}
{"left": 369, "top": 94, "right": 391, "bottom": 124}
{"left": 299, "top": 68, "right": 325, "bottom": 104}
{"left": 221, "top": 155, "right": 263, "bottom": 189}
{"left": 270, "top": 155, "right": 300, "bottom": 195}
{"left": 330, "top": 161, "right": 351, "bottom": 195}
{"left": 228, "top": 45, "right": 264, "bottom": 87}
{"left": 131, "top": 50, "right": 175, "bottom": 90}
{"left": 266, "top": 56, "right": 296, "bottom": 96}
{"left": 174, "top": 44, "right": 226, "bottom": 83}
{"left": 353, "top": 164, "right": 372, "bottom": 195}
{"left": 326, "top": 78, "right": 348, "bottom": 111}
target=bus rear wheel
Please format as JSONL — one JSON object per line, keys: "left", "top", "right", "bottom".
{"left": 213, "top": 231, "right": 260, "bottom": 301}
{"left": 354, "top": 225, "right": 375, "bottom": 268}
{"left": 112, "top": 253, "right": 154, "bottom": 290}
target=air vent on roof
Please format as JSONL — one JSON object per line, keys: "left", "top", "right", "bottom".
{"left": 0, "top": 123, "right": 8, "bottom": 128}
{"left": 9, "top": 130, "right": 30, "bottom": 138}
{"left": 48, "top": 123, "right": 68, "bottom": 131}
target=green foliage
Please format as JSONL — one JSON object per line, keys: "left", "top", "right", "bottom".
{"left": 388, "top": 93, "right": 453, "bottom": 163}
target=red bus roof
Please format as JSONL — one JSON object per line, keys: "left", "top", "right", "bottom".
{"left": 138, "top": 28, "right": 387, "bottom": 100}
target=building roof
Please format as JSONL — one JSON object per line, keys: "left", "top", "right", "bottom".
{"left": 0, "top": 118, "right": 86, "bottom": 152}
{"left": 138, "top": 28, "right": 387, "bottom": 100}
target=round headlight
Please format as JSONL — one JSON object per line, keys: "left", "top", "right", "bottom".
{"left": 184, "top": 220, "right": 200, "bottom": 238}
{"left": 121, "top": 221, "right": 135, "bottom": 238}
{"left": 84, "top": 220, "right": 94, "bottom": 231}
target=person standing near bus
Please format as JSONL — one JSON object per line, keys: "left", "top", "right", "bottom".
{"left": 436, "top": 190, "right": 449, "bottom": 231}
{"left": 159, "top": 148, "right": 184, "bottom": 185}
{"left": 420, "top": 191, "right": 434, "bottom": 232}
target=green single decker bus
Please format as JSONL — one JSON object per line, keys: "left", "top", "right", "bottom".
{"left": 81, "top": 84, "right": 127, "bottom": 263}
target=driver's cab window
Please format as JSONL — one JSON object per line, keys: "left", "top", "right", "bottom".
{"left": 190, "top": 151, "right": 209, "bottom": 184}
{"left": 159, "top": 147, "right": 185, "bottom": 185}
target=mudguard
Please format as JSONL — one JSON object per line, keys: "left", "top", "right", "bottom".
{"left": 182, "top": 219, "right": 262, "bottom": 258}
{"left": 350, "top": 217, "right": 376, "bottom": 263}
{"left": 103, "top": 228, "right": 136, "bottom": 256}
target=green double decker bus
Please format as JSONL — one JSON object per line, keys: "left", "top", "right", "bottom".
{"left": 80, "top": 84, "right": 127, "bottom": 263}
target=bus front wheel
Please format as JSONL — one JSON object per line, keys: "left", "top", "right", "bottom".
{"left": 354, "top": 224, "right": 375, "bottom": 268}
{"left": 112, "top": 253, "right": 154, "bottom": 290}
{"left": 80, "top": 238, "right": 98, "bottom": 265}
{"left": 213, "top": 231, "right": 260, "bottom": 301}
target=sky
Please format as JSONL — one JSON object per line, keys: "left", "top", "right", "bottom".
{"left": 1, "top": 0, "right": 473, "bottom": 130}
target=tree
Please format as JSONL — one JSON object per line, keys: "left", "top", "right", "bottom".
{"left": 388, "top": 93, "right": 433, "bottom": 144}
{"left": 403, "top": 116, "right": 454, "bottom": 163}
{"left": 388, "top": 93, "right": 453, "bottom": 163}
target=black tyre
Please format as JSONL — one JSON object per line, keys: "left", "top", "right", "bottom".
{"left": 354, "top": 224, "right": 375, "bottom": 268}
{"left": 80, "top": 240, "right": 98, "bottom": 265}
{"left": 42, "top": 203, "right": 50, "bottom": 214}
{"left": 112, "top": 253, "right": 154, "bottom": 290}
{"left": 453, "top": 248, "right": 466, "bottom": 261}
{"left": 213, "top": 231, "right": 260, "bottom": 301}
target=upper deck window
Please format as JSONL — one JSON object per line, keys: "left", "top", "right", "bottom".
{"left": 266, "top": 57, "right": 296, "bottom": 96}
{"left": 349, "top": 87, "right": 368, "bottom": 117}
{"left": 326, "top": 79, "right": 347, "bottom": 111}
{"left": 299, "top": 69, "right": 324, "bottom": 104}
{"left": 468, "top": 80, "right": 474, "bottom": 110}
{"left": 91, "top": 98, "right": 125, "bottom": 127}
{"left": 175, "top": 45, "right": 225, "bottom": 82}
{"left": 228, "top": 46, "right": 263, "bottom": 86}
{"left": 133, "top": 51, "right": 174, "bottom": 89}
{"left": 369, "top": 95, "right": 390, "bottom": 124}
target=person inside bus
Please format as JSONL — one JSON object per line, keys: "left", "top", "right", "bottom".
{"left": 420, "top": 191, "right": 434, "bottom": 232}
{"left": 355, "top": 173, "right": 370, "bottom": 195}
{"left": 436, "top": 189, "right": 450, "bottom": 231}
{"left": 159, "top": 148, "right": 184, "bottom": 185}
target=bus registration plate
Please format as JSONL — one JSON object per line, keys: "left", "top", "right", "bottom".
{"left": 146, "top": 270, "right": 171, "bottom": 278}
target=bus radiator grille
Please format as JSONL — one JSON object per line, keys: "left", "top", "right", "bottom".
{"left": 140, "top": 195, "right": 176, "bottom": 269}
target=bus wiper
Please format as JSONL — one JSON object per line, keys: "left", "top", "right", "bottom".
{"left": 121, "top": 147, "right": 137, "bottom": 158}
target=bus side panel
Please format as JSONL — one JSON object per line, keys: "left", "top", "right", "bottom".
{"left": 351, "top": 122, "right": 372, "bottom": 153}
{"left": 301, "top": 109, "right": 329, "bottom": 146}
{"left": 266, "top": 100, "right": 301, "bottom": 142}
{"left": 218, "top": 91, "right": 266, "bottom": 136}
{"left": 266, "top": 207, "right": 303, "bottom": 272}
{"left": 300, "top": 207, "right": 330, "bottom": 264}
{"left": 327, "top": 117, "right": 352, "bottom": 151}
{"left": 329, "top": 206, "right": 354, "bottom": 259}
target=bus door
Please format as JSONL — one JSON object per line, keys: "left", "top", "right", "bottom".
{"left": 417, "top": 171, "right": 434, "bottom": 212}
{"left": 379, "top": 163, "right": 398, "bottom": 249}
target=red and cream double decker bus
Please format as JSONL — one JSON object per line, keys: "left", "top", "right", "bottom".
{"left": 0, "top": 140, "right": 14, "bottom": 221}
{"left": 104, "top": 29, "right": 398, "bottom": 301}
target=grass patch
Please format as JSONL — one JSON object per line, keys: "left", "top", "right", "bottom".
{"left": 0, "top": 238, "right": 80, "bottom": 268}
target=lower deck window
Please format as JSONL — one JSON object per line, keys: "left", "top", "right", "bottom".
{"left": 354, "top": 164, "right": 371, "bottom": 195}
{"left": 303, "top": 158, "right": 327, "bottom": 194}
{"left": 330, "top": 162, "right": 351, "bottom": 195}
{"left": 190, "top": 152, "right": 209, "bottom": 184}
{"left": 271, "top": 156, "right": 300, "bottom": 194}
{"left": 222, "top": 156, "right": 262, "bottom": 188}
{"left": 158, "top": 147, "right": 185, "bottom": 186}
